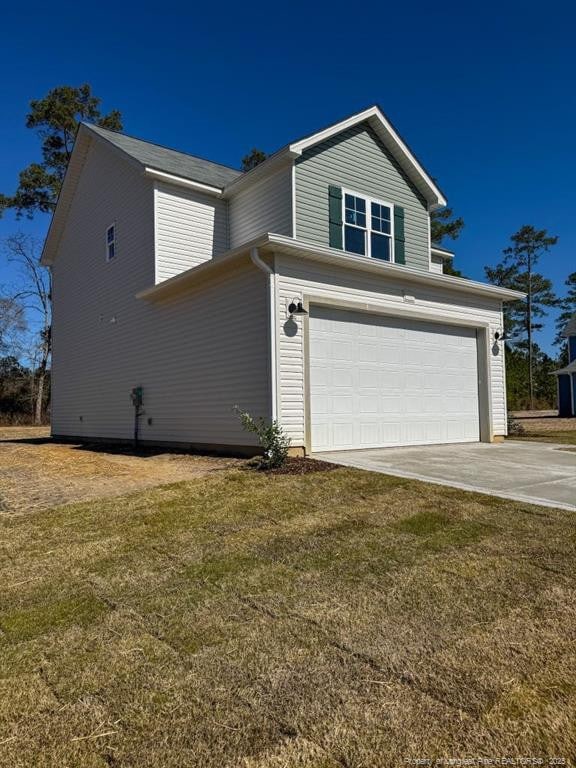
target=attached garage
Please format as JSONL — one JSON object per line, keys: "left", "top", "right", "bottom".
{"left": 309, "top": 306, "right": 481, "bottom": 452}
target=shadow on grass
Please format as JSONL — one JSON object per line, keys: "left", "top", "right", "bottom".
{"left": 0, "top": 435, "right": 246, "bottom": 459}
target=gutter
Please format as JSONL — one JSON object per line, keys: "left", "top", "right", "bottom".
{"left": 136, "top": 233, "right": 525, "bottom": 303}
{"left": 250, "top": 248, "right": 278, "bottom": 422}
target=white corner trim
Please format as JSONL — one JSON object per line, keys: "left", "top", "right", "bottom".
{"left": 144, "top": 167, "right": 223, "bottom": 196}
{"left": 153, "top": 181, "right": 159, "bottom": 285}
{"left": 291, "top": 162, "right": 297, "bottom": 239}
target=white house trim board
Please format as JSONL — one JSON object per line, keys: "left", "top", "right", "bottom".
{"left": 136, "top": 234, "right": 525, "bottom": 304}
{"left": 144, "top": 167, "right": 223, "bottom": 196}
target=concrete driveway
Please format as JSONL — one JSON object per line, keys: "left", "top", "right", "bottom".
{"left": 316, "top": 441, "right": 576, "bottom": 511}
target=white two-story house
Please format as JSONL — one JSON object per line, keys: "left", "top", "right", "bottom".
{"left": 42, "top": 106, "right": 522, "bottom": 454}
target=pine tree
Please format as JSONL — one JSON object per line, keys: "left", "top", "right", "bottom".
{"left": 1, "top": 84, "right": 122, "bottom": 218}
{"left": 485, "top": 225, "right": 558, "bottom": 409}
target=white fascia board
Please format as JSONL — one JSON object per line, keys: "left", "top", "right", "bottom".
{"left": 553, "top": 361, "right": 576, "bottom": 375}
{"left": 289, "top": 106, "right": 447, "bottom": 208}
{"left": 138, "top": 233, "right": 525, "bottom": 304}
{"left": 431, "top": 246, "right": 455, "bottom": 259}
{"left": 144, "top": 167, "right": 223, "bottom": 196}
{"left": 41, "top": 125, "right": 93, "bottom": 265}
{"left": 265, "top": 234, "right": 525, "bottom": 301}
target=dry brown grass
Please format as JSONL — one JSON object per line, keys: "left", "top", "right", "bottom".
{"left": 0, "top": 427, "right": 239, "bottom": 515}
{"left": 508, "top": 413, "right": 576, "bottom": 446}
{"left": 0, "top": 456, "right": 575, "bottom": 767}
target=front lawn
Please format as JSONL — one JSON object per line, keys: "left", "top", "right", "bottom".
{"left": 1, "top": 467, "right": 575, "bottom": 766}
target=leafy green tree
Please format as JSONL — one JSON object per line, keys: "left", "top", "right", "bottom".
{"left": 554, "top": 271, "right": 576, "bottom": 363}
{"left": 485, "top": 225, "right": 558, "bottom": 409}
{"left": 1, "top": 84, "right": 122, "bottom": 218}
{"left": 241, "top": 148, "right": 267, "bottom": 172}
{"left": 504, "top": 344, "right": 557, "bottom": 410}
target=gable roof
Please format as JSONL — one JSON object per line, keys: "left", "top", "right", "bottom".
{"left": 41, "top": 123, "right": 243, "bottom": 265}
{"left": 42, "top": 105, "right": 448, "bottom": 265}
{"left": 562, "top": 313, "right": 576, "bottom": 338}
{"left": 86, "top": 123, "right": 242, "bottom": 188}
{"left": 224, "top": 105, "right": 447, "bottom": 209}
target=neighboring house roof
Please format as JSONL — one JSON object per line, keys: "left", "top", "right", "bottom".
{"left": 553, "top": 360, "right": 576, "bottom": 376}
{"left": 137, "top": 233, "right": 525, "bottom": 304}
{"left": 562, "top": 313, "right": 576, "bottom": 338}
{"left": 86, "top": 124, "right": 242, "bottom": 188}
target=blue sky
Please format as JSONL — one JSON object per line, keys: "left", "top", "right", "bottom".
{"left": 1, "top": 0, "right": 574, "bottom": 354}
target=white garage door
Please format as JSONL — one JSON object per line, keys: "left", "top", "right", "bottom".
{"left": 310, "top": 306, "right": 480, "bottom": 451}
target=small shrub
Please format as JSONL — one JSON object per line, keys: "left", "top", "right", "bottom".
{"left": 234, "top": 406, "right": 291, "bottom": 469}
{"left": 507, "top": 415, "right": 526, "bottom": 436}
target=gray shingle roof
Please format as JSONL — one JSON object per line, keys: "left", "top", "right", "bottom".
{"left": 85, "top": 123, "right": 243, "bottom": 188}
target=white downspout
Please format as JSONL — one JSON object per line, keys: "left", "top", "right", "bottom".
{"left": 250, "top": 248, "right": 278, "bottom": 421}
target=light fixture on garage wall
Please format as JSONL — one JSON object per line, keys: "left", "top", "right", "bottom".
{"left": 494, "top": 330, "right": 519, "bottom": 344}
{"left": 288, "top": 298, "right": 308, "bottom": 319}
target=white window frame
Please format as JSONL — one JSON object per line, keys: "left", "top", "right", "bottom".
{"left": 106, "top": 223, "right": 116, "bottom": 262}
{"left": 342, "top": 189, "right": 395, "bottom": 262}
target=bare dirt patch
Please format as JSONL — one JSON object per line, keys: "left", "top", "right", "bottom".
{"left": 0, "top": 427, "right": 239, "bottom": 516}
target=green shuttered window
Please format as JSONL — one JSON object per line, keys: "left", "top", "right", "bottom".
{"left": 329, "top": 186, "right": 405, "bottom": 264}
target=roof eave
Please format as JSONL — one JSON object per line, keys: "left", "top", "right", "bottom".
{"left": 41, "top": 124, "right": 95, "bottom": 266}
{"left": 137, "top": 233, "right": 525, "bottom": 304}
{"left": 431, "top": 246, "right": 455, "bottom": 259}
{"left": 144, "top": 167, "right": 223, "bottom": 196}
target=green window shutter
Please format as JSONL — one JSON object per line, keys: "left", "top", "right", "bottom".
{"left": 394, "top": 206, "right": 406, "bottom": 264}
{"left": 328, "top": 185, "right": 343, "bottom": 250}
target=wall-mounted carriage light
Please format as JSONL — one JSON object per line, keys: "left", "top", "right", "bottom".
{"left": 288, "top": 298, "right": 308, "bottom": 318}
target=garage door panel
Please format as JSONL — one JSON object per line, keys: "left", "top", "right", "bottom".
{"left": 310, "top": 307, "right": 480, "bottom": 452}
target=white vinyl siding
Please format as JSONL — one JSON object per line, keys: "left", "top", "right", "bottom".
{"left": 295, "top": 123, "right": 430, "bottom": 271}
{"left": 430, "top": 254, "right": 444, "bottom": 274}
{"left": 154, "top": 181, "right": 228, "bottom": 282}
{"left": 51, "top": 138, "right": 270, "bottom": 448}
{"left": 274, "top": 253, "right": 506, "bottom": 448}
{"left": 229, "top": 165, "right": 292, "bottom": 248}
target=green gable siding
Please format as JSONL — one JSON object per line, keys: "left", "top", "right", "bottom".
{"left": 294, "top": 123, "right": 430, "bottom": 271}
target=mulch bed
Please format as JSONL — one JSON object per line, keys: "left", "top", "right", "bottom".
{"left": 260, "top": 457, "right": 340, "bottom": 475}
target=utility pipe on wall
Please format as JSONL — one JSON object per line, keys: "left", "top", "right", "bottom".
{"left": 250, "top": 248, "right": 278, "bottom": 421}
